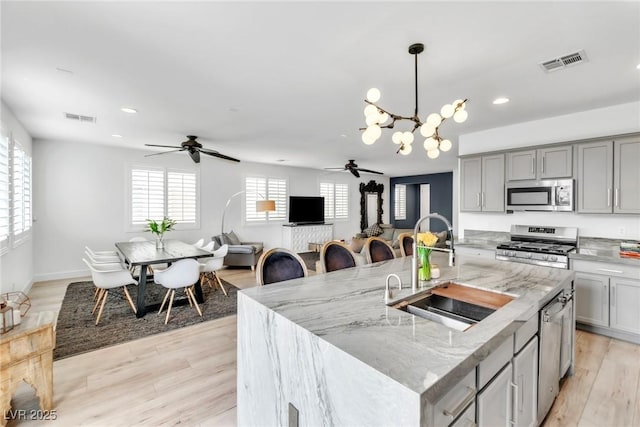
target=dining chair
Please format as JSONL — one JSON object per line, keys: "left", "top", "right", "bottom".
{"left": 363, "top": 237, "right": 396, "bottom": 264}
{"left": 192, "top": 238, "right": 205, "bottom": 248}
{"left": 82, "top": 259, "right": 138, "bottom": 325}
{"left": 256, "top": 248, "right": 308, "bottom": 286}
{"left": 320, "top": 241, "right": 357, "bottom": 273}
{"left": 199, "top": 244, "right": 229, "bottom": 296}
{"left": 154, "top": 258, "right": 202, "bottom": 324}
{"left": 398, "top": 232, "right": 414, "bottom": 257}
{"left": 85, "top": 246, "right": 120, "bottom": 259}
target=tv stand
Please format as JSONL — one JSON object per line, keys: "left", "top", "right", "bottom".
{"left": 282, "top": 224, "right": 333, "bottom": 253}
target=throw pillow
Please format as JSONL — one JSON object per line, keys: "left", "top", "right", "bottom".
{"left": 379, "top": 227, "right": 394, "bottom": 241}
{"left": 226, "top": 231, "right": 242, "bottom": 245}
{"left": 436, "top": 231, "right": 448, "bottom": 248}
{"left": 349, "top": 238, "right": 366, "bottom": 253}
{"left": 364, "top": 223, "right": 383, "bottom": 237}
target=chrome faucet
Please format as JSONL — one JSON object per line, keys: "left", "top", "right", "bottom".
{"left": 411, "top": 213, "right": 455, "bottom": 292}
{"left": 385, "top": 273, "right": 402, "bottom": 304}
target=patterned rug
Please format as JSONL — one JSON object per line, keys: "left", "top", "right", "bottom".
{"left": 54, "top": 279, "right": 238, "bottom": 360}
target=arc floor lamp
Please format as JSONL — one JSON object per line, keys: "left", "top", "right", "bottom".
{"left": 221, "top": 191, "right": 276, "bottom": 234}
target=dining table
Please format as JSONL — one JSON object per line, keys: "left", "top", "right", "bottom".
{"left": 115, "top": 239, "right": 214, "bottom": 317}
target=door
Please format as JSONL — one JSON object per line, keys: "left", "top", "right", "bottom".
{"left": 506, "top": 149, "right": 536, "bottom": 181}
{"left": 577, "top": 140, "right": 613, "bottom": 213}
{"left": 482, "top": 154, "right": 505, "bottom": 212}
{"left": 614, "top": 138, "right": 640, "bottom": 214}
{"left": 477, "top": 362, "right": 513, "bottom": 427}
{"left": 419, "top": 184, "right": 430, "bottom": 231}
{"left": 609, "top": 277, "right": 640, "bottom": 335}
{"left": 460, "top": 157, "right": 482, "bottom": 212}
{"left": 513, "top": 337, "right": 538, "bottom": 427}
{"left": 574, "top": 272, "right": 609, "bottom": 327}
{"left": 538, "top": 145, "right": 573, "bottom": 179}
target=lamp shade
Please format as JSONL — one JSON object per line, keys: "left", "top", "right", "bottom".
{"left": 256, "top": 200, "right": 276, "bottom": 212}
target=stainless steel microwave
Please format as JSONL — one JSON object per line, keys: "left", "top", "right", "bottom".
{"left": 506, "top": 179, "right": 574, "bottom": 211}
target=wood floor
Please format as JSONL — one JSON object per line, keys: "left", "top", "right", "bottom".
{"left": 6, "top": 268, "right": 640, "bottom": 427}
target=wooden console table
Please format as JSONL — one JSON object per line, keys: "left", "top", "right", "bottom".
{"left": 0, "top": 311, "right": 56, "bottom": 426}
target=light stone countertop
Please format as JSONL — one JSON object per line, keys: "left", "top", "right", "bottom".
{"left": 240, "top": 252, "right": 574, "bottom": 402}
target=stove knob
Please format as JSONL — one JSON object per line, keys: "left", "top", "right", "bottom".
{"left": 550, "top": 255, "right": 558, "bottom": 262}
{"left": 526, "top": 253, "right": 532, "bottom": 259}
{"left": 509, "top": 251, "right": 516, "bottom": 257}
{"left": 541, "top": 254, "right": 549, "bottom": 261}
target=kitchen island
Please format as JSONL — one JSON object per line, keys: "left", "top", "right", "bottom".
{"left": 237, "top": 253, "right": 575, "bottom": 426}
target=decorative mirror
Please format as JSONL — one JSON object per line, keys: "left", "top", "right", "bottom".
{"left": 359, "top": 180, "right": 384, "bottom": 231}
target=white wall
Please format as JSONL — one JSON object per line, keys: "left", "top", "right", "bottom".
{"left": 32, "top": 139, "right": 389, "bottom": 281}
{"left": 0, "top": 101, "right": 34, "bottom": 293}
{"left": 458, "top": 101, "right": 640, "bottom": 239}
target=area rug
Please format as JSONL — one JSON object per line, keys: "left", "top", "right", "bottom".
{"left": 54, "top": 279, "right": 238, "bottom": 360}
{"left": 298, "top": 251, "right": 319, "bottom": 271}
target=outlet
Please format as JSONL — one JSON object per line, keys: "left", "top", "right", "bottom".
{"left": 618, "top": 227, "right": 626, "bottom": 236}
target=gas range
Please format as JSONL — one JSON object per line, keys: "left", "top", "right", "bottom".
{"left": 495, "top": 225, "right": 578, "bottom": 269}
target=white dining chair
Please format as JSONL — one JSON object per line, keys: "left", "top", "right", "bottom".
{"left": 154, "top": 258, "right": 202, "bottom": 324}
{"left": 82, "top": 258, "right": 138, "bottom": 325}
{"left": 199, "top": 244, "right": 229, "bottom": 296}
{"left": 192, "top": 238, "right": 205, "bottom": 248}
{"left": 85, "top": 246, "right": 120, "bottom": 258}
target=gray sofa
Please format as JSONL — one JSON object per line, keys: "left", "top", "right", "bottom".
{"left": 213, "top": 231, "right": 264, "bottom": 270}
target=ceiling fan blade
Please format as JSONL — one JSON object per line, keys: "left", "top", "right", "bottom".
{"left": 145, "top": 144, "right": 183, "bottom": 149}
{"left": 200, "top": 149, "right": 241, "bottom": 163}
{"left": 356, "top": 168, "right": 383, "bottom": 175}
{"left": 144, "top": 148, "right": 186, "bottom": 157}
{"left": 323, "top": 167, "right": 346, "bottom": 171}
{"left": 188, "top": 150, "right": 201, "bottom": 163}
{"left": 350, "top": 168, "right": 360, "bottom": 178}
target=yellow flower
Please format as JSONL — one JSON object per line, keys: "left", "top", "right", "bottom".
{"left": 417, "top": 232, "right": 438, "bottom": 247}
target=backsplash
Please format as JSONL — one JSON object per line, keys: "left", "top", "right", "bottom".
{"left": 579, "top": 236, "right": 640, "bottom": 251}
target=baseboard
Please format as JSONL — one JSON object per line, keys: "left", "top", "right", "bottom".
{"left": 33, "top": 269, "right": 89, "bottom": 283}
{"left": 576, "top": 322, "right": 640, "bottom": 345}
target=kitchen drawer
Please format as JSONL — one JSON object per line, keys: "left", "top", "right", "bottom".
{"left": 572, "top": 259, "right": 640, "bottom": 280}
{"left": 433, "top": 368, "right": 476, "bottom": 427}
{"left": 478, "top": 334, "right": 514, "bottom": 390}
{"left": 450, "top": 401, "right": 475, "bottom": 427}
{"left": 514, "top": 313, "right": 538, "bottom": 354}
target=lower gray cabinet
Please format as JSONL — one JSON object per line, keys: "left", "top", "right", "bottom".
{"left": 610, "top": 277, "right": 640, "bottom": 335}
{"left": 512, "top": 337, "right": 538, "bottom": 427}
{"left": 477, "top": 362, "right": 513, "bottom": 426}
{"left": 575, "top": 272, "right": 609, "bottom": 327}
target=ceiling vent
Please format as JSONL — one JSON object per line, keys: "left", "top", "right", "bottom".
{"left": 539, "top": 50, "right": 588, "bottom": 72}
{"left": 64, "top": 112, "right": 97, "bottom": 123}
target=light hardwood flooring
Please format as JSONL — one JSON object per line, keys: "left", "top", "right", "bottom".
{"left": 7, "top": 269, "right": 640, "bottom": 427}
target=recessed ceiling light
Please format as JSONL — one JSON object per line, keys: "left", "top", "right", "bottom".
{"left": 636, "top": 63, "right": 640, "bottom": 70}
{"left": 111, "top": 134, "right": 123, "bottom": 138}
{"left": 56, "top": 67, "right": 74, "bottom": 74}
{"left": 340, "top": 134, "right": 348, "bottom": 138}
{"left": 493, "top": 97, "right": 510, "bottom": 105}
{"left": 121, "top": 107, "right": 138, "bottom": 114}
{"left": 276, "top": 159, "right": 287, "bottom": 162}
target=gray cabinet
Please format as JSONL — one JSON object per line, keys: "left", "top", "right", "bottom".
{"left": 477, "top": 362, "right": 513, "bottom": 427}
{"left": 512, "top": 337, "right": 538, "bottom": 427}
{"left": 577, "top": 140, "right": 613, "bottom": 213}
{"left": 575, "top": 272, "right": 609, "bottom": 327}
{"left": 613, "top": 137, "right": 640, "bottom": 214}
{"left": 460, "top": 154, "right": 505, "bottom": 212}
{"left": 610, "top": 277, "right": 640, "bottom": 335}
{"left": 506, "top": 145, "right": 572, "bottom": 181}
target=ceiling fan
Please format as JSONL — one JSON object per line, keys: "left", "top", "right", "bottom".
{"left": 324, "top": 160, "right": 383, "bottom": 178}
{"left": 144, "top": 135, "right": 240, "bottom": 164}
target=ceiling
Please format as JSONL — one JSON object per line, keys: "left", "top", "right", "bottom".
{"left": 2, "top": 1, "right": 639, "bottom": 177}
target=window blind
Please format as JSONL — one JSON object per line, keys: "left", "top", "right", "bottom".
{"left": 167, "top": 171, "right": 197, "bottom": 223}
{"left": 268, "top": 178, "right": 287, "bottom": 221}
{"left": 394, "top": 184, "right": 407, "bottom": 220}
{"left": 11, "top": 143, "right": 32, "bottom": 237}
{"left": 131, "top": 168, "right": 165, "bottom": 224}
{"left": 0, "top": 132, "right": 9, "bottom": 250}
{"left": 320, "top": 182, "right": 334, "bottom": 219}
{"left": 245, "top": 176, "right": 267, "bottom": 222}
{"left": 334, "top": 183, "right": 349, "bottom": 219}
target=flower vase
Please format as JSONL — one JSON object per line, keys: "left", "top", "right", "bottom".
{"left": 418, "top": 247, "right": 431, "bottom": 281}
{"left": 156, "top": 235, "right": 164, "bottom": 250}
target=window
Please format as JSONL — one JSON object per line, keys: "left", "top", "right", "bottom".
{"left": 129, "top": 166, "right": 199, "bottom": 229}
{"left": 11, "top": 141, "right": 32, "bottom": 245}
{"left": 394, "top": 184, "right": 407, "bottom": 220}
{"left": 245, "top": 176, "right": 288, "bottom": 223}
{"left": 0, "top": 131, "right": 9, "bottom": 252}
{"left": 320, "top": 181, "right": 349, "bottom": 220}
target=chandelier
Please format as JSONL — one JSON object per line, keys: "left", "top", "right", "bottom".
{"left": 360, "top": 43, "right": 468, "bottom": 159}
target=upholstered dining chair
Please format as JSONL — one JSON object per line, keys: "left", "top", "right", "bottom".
{"left": 154, "top": 258, "right": 202, "bottom": 324}
{"left": 256, "top": 248, "right": 308, "bottom": 286}
{"left": 363, "top": 237, "right": 396, "bottom": 264}
{"left": 397, "top": 232, "right": 414, "bottom": 257}
{"left": 82, "top": 258, "right": 138, "bottom": 325}
{"left": 199, "top": 244, "right": 229, "bottom": 296}
{"left": 320, "top": 241, "right": 357, "bottom": 273}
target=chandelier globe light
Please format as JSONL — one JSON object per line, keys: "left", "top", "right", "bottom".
{"left": 360, "top": 43, "right": 468, "bottom": 158}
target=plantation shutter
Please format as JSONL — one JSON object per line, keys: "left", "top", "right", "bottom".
{"left": 267, "top": 178, "right": 287, "bottom": 221}
{"left": 167, "top": 170, "right": 197, "bottom": 223}
{"left": 245, "top": 176, "right": 267, "bottom": 222}
{"left": 394, "top": 184, "right": 407, "bottom": 220}
{"left": 0, "top": 131, "right": 9, "bottom": 251}
{"left": 334, "top": 183, "right": 349, "bottom": 219}
{"left": 320, "top": 182, "right": 334, "bottom": 219}
{"left": 11, "top": 143, "right": 27, "bottom": 236}
{"left": 131, "top": 168, "right": 165, "bottom": 224}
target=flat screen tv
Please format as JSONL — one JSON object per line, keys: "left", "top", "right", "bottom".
{"left": 288, "top": 196, "right": 325, "bottom": 225}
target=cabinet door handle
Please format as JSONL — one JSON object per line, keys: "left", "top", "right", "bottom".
{"left": 611, "top": 285, "right": 615, "bottom": 307}
{"left": 541, "top": 156, "right": 545, "bottom": 174}
{"left": 615, "top": 188, "right": 619, "bottom": 208}
{"left": 603, "top": 285, "right": 608, "bottom": 312}
{"left": 597, "top": 268, "right": 623, "bottom": 274}
{"left": 531, "top": 158, "right": 535, "bottom": 175}
{"left": 476, "top": 193, "right": 480, "bottom": 207}
{"left": 482, "top": 192, "right": 486, "bottom": 207}
{"left": 607, "top": 189, "right": 611, "bottom": 207}
{"left": 443, "top": 386, "right": 476, "bottom": 420}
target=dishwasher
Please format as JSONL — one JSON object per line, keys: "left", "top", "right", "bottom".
{"left": 537, "top": 287, "right": 574, "bottom": 424}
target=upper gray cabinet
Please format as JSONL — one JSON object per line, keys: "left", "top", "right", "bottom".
{"left": 578, "top": 137, "right": 640, "bottom": 214}
{"left": 461, "top": 154, "right": 505, "bottom": 212}
{"left": 506, "top": 145, "right": 573, "bottom": 181}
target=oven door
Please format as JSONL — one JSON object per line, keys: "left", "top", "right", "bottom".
{"left": 506, "top": 181, "right": 554, "bottom": 211}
